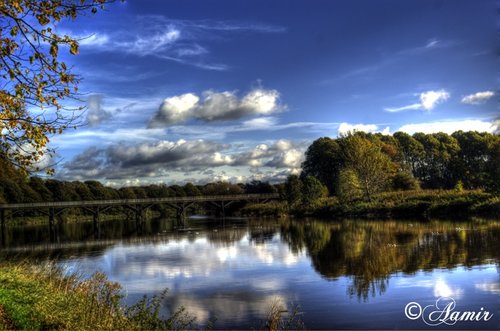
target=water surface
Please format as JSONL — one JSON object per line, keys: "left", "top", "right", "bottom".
{"left": 1, "top": 217, "right": 499, "bottom": 329}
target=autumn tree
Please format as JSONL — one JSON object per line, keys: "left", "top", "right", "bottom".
{"left": 339, "top": 134, "right": 393, "bottom": 202}
{"left": 0, "top": 0, "right": 115, "bottom": 172}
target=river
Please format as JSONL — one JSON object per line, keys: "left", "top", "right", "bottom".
{"left": 1, "top": 217, "right": 499, "bottom": 329}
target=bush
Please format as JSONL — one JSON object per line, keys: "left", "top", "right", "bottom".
{"left": 391, "top": 172, "right": 420, "bottom": 191}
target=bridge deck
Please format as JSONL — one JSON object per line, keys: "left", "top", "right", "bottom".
{"left": 0, "top": 193, "right": 280, "bottom": 210}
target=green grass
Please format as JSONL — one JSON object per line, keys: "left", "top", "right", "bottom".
{"left": 241, "top": 201, "right": 288, "bottom": 217}
{"left": 0, "top": 262, "right": 194, "bottom": 330}
{"left": 310, "top": 190, "right": 499, "bottom": 219}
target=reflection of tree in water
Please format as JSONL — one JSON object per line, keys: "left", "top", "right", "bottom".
{"left": 206, "top": 228, "right": 247, "bottom": 245}
{"left": 280, "top": 219, "right": 500, "bottom": 300}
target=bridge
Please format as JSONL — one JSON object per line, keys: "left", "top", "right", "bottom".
{"left": 0, "top": 193, "right": 280, "bottom": 232}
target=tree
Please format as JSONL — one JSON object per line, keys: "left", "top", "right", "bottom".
{"left": 302, "top": 137, "right": 343, "bottom": 194}
{"left": 28, "top": 176, "right": 52, "bottom": 200}
{"left": 203, "top": 182, "right": 243, "bottom": 195}
{"left": 284, "top": 175, "right": 303, "bottom": 208}
{"left": 301, "top": 176, "right": 328, "bottom": 209}
{"left": 451, "top": 131, "right": 495, "bottom": 189}
{"left": 393, "top": 131, "right": 424, "bottom": 175}
{"left": 183, "top": 182, "right": 202, "bottom": 196}
{"left": 244, "top": 180, "right": 276, "bottom": 194}
{"left": 1, "top": 0, "right": 115, "bottom": 172}
{"left": 336, "top": 167, "right": 362, "bottom": 203}
{"left": 391, "top": 171, "right": 420, "bottom": 191}
{"left": 339, "top": 134, "right": 393, "bottom": 202}
{"left": 486, "top": 138, "right": 500, "bottom": 193}
{"left": 413, "top": 133, "right": 460, "bottom": 188}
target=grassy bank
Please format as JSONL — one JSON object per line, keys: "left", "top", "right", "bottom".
{"left": 242, "top": 190, "right": 499, "bottom": 219}
{"left": 0, "top": 263, "right": 194, "bottom": 330}
{"left": 0, "top": 263, "right": 303, "bottom": 330}
{"left": 314, "top": 190, "right": 499, "bottom": 219}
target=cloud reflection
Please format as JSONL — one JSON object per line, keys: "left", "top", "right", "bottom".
{"left": 63, "top": 232, "right": 305, "bottom": 328}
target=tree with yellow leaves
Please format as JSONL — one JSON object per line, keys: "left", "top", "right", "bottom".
{"left": 0, "top": 0, "right": 115, "bottom": 173}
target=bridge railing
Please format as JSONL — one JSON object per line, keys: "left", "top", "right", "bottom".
{"left": 0, "top": 193, "right": 281, "bottom": 210}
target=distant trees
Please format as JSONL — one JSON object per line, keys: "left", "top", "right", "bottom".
{"left": 0, "top": 130, "right": 497, "bottom": 207}
{"left": 301, "top": 131, "right": 500, "bottom": 200}
{"left": 203, "top": 182, "right": 244, "bottom": 195}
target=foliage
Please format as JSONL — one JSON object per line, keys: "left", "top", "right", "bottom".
{"left": 284, "top": 175, "right": 302, "bottom": 208}
{"left": 240, "top": 201, "right": 288, "bottom": 217}
{"left": 391, "top": 171, "right": 420, "bottom": 191}
{"left": 454, "top": 180, "right": 464, "bottom": 193}
{"left": 301, "top": 176, "right": 328, "bottom": 209}
{"left": 302, "top": 131, "right": 500, "bottom": 196}
{"left": 245, "top": 180, "right": 277, "bottom": 194}
{"left": 339, "top": 133, "right": 393, "bottom": 202}
{"left": 311, "top": 189, "right": 498, "bottom": 219}
{"left": 301, "top": 137, "right": 342, "bottom": 193}
{"left": 262, "top": 298, "right": 304, "bottom": 331}
{"left": 336, "top": 167, "right": 362, "bottom": 202}
{"left": 0, "top": 262, "right": 195, "bottom": 330}
{"left": 202, "top": 181, "right": 244, "bottom": 195}
{"left": 0, "top": 0, "right": 116, "bottom": 172}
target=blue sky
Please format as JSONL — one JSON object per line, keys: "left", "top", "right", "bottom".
{"left": 48, "top": 0, "right": 497, "bottom": 186}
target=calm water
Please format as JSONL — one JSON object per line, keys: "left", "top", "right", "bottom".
{"left": 1, "top": 217, "right": 499, "bottom": 329}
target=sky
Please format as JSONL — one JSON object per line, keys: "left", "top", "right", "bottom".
{"left": 46, "top": 0, "right": 497, "bottom": 186}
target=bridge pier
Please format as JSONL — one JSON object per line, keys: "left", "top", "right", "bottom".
{"left": 166, "top": 202, "right": 193, "bottom": 227}
{"left": 135, "top": 205, "right": 144, "bottom": 224}
{"left": 83, "top": 206, "right": 111, "bottom": 233}
{"left": 49, "top": 207, "right": 55, "bottom": 229}
{"left": 93, "top": 207, "right": 100, "bottom": 232}
{"left": 210, "top": 201, "right": 235, "bottom": 218}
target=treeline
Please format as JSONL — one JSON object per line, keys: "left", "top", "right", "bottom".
{"left": 0, "top": 130, "right": 498, "bottom": 207}
{"left": 0, "top": 158, "right": 276, "bottom": 204}
{"left": 300, "top": 130, "right": 499, "bottom": 202}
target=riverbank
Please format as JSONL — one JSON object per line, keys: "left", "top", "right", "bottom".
{"left": 0, "top": 262, "right": 302, "bottom": 330}
{"left": 0, "top": 262, "right": 195, "bottom": 330}
{"left": 242, "top": 190, "right": 499, "bottom": 219}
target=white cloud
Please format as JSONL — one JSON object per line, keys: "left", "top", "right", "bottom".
{"left": 384, "top": 89, "right": 450, "bottom": 112}
{"left": 78, "top": 33, "right": 109, "bottom": 46}
{"left": 149, "top": 88, "right": 285, "bottom": 126}
{"left": 242, "top": 117, "right": 278, "bottom": 128}
{"left": 461, "top": 91, "right": 495, "bottom": 104}
{"left": 384, "top": 103, "right": 422, "bottom": 113}
{"left": 425, "top": 38, "right": 440, "bottom": 48}
{"left": 153, "top": 93, "right": 200, "bottom": 125}
{"left": 337, "top": 122, "right": 381, "bottom": 136}
{"left": 86, "top": 94, "right": 114, "bottom": 126}
{"left": 420, "top": 90, "right": 450, "bottom": 110}
{"left": 68, "top": 17, "right": 285, "bottom": 71}
{"left": 397, "top": 119, "right": 497, "bottom": 135}
{"left": 59, "top": 138, "right": 307, "bottom": 185}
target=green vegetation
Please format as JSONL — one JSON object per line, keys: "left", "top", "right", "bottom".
{"left": 0, "top": 262, "right": 194, "bottom": 330}
{"left": 0, "top": 130, "right": 498, "bottom": 221}
{"left": 311, "top": 190, "right": 499, "bottom": 219}
{"left": 0, "top": 262, "right": 303, "bottom": 330}
{"left": 292, "top": 130, "right": 499, "bottom": 217}
{"left": 302, "top": 131, "right": 499, "bottom": 194}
